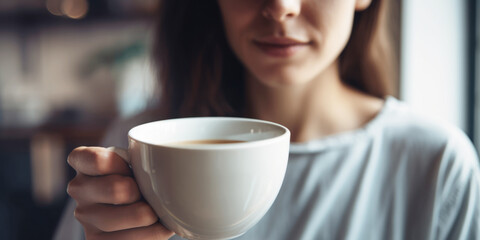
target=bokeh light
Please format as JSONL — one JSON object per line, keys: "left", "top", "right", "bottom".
{"left": 61, "top": 0, "right": 89, "bottom": 19}
{"left": 46, "top": 0, "right": 63, "bottom": 16}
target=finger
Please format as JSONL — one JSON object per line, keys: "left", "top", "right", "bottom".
{"left": 85, "top": 223, "right": 174, "bottom": 240}
{"left": 68, "top": 146, "right": 131, "bottom": 176}
{"left": 75, "top": 201, "right": 158, "bottom": 232}
{"left": 68, "top": 174, "right": 140, "bottom": 205}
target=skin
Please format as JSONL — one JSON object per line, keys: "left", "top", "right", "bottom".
{"left": 217, "top": 0, "right": 382, "bottom": 142}
{"left": 67, "top": 0, "right": 384, "bottom": 239}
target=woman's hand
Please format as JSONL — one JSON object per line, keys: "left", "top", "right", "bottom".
{"left": 67, "top": 146, "right": 174, "bottom": 240}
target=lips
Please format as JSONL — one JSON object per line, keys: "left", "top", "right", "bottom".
{"left": 253, "top": 37, "right": 310, "bottom": 58}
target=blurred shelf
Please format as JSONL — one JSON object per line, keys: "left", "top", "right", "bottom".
{"left": 1, "top": 120, "right": 109, "bottom": 142}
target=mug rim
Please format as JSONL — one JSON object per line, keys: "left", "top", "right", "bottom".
{"left": 127, "top": 117, "right": 291, "bottom": 150}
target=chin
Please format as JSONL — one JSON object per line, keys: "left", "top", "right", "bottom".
{"left": 256, "top": 73, "right": 309, "bottom": 88}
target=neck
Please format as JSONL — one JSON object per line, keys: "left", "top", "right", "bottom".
{"left": 245, "top": 61, "right": 383, "bottom": 142}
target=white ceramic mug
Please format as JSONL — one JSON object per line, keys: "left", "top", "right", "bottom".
{"left": 110, "top": 117, "right": 290, "bottom": 240}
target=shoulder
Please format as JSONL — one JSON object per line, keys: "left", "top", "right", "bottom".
{"left": 376, "top": 98, "right": 480, "bottom": 238}
{"left": 100, "top": 108, "right": 165, "bottom": 148}
{"left": 368, "top": 98, "right": 480, "bottom": 237}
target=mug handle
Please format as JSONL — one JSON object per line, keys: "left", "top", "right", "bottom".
{"left": 107, "top": 146, "right": 131, "bottom": 165}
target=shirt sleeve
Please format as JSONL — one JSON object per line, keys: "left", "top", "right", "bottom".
{"left": 435, "top": 131, "right": 480, "bottom": 240}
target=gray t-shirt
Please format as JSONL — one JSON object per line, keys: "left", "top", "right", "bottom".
{"left": 54, "top": 97, "right": 480, "bottom": 240}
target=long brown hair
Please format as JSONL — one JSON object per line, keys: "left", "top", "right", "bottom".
{"left": 153, "top": 0, "right": 397, "bottom": 118}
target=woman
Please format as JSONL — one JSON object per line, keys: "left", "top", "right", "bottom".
{"left": 58, "top": 0, "right": 480, "bottom": 239}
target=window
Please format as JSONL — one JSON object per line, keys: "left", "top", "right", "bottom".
{"left": 473, "top": 0, "right": 480, "bottom": 151}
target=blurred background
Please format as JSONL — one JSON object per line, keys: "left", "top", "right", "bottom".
{"left": 0, "top": 0, "right": 478, "bottom": 240}
{"left": 0, "top": 0, "right": 158, "bottom": 239}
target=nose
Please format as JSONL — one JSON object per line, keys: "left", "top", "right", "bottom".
{"left": 262, "top": 0, "right": 301, "bottom": 22}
